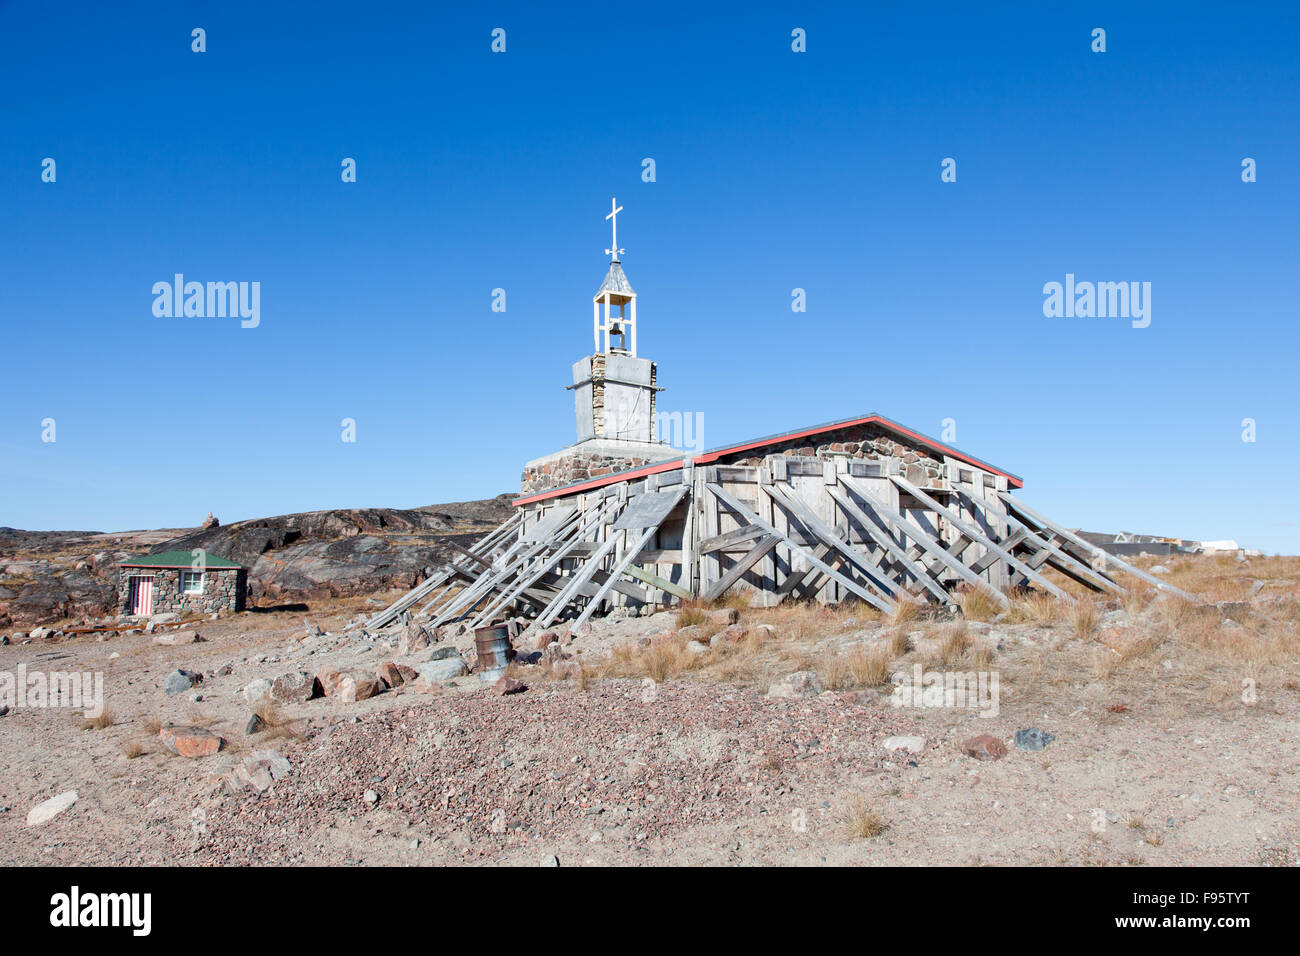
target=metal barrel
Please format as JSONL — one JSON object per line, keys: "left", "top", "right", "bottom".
{"left": 474, "top": 622, "right": 513, "bottom": 682}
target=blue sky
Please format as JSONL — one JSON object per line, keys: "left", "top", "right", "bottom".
{"left": 2, "top": 2, "right": 1297, "bottom": 552}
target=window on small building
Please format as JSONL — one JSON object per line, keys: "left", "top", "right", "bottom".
{"left": 181, "top": 571, "right": 204, "bottom": 594}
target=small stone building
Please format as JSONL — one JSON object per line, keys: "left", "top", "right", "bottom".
{"left": 117, "top": 550, "right": 247, "bottom": 617}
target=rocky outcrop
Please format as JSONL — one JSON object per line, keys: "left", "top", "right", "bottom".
{"left": 0, "top": 495, "right": 515, "bottom": 625}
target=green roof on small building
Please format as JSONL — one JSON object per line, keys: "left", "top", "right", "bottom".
{"left": 117, "top": 549, "right": 245, "bottom": 570}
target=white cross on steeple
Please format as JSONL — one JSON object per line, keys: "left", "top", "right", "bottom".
{"left": 605, "top": 197, "right": 624, "bottom": 261}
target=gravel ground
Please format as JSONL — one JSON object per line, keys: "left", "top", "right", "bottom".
{"left": 3, "top": 585, "right": 1299, "bottom": 867}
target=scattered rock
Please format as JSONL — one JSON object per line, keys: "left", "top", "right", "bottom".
{"left": 492, "top": 675, "right": 527, "bottom": 696}
{"left": 159, "top": 725, "right": 223, "bottom": 758}
{"left": 271, "top": 670, "right": 316, "bottom": 703}
{"left": 243, "top": 678, "right": 273, "bottom": 705}
{"left": 961, "top": 734, "right": 1007, "bottom": 761}
{"left": 540, "top": 855, "right": 560, "bottom": 867}
{"left": 303, "top": 618, "right": 325, "bottom": 638}
{"left": 533, "top": 629, "right": 560, "bottom": 651}
{"left": 26, "top": 790, "right": 78, "bottom": 826}
{"left": 225, "top": 749, "right": 291, "bottom": 795}
{"left": 398, "top": 621, "right": 432, "bottom": 656}
{"left": 245, "top": 713, "right": 267, "bottom": 734}
{"left": 428, "top": 646, "right": 462, "bottom": 662}
{"left": 1014, "top": 728, "right": 1055, "bottom": 751}
{"left": 153, "top": 629, "right": 202, "bottom": 646}
{"left": 334, "top": 671, "right": 384, "bottom": 703}
{"left": 163, "top": 669, "right": 200, "bottom": 696}
{"left": 1150, "top": 565, "right": 1170, "bottom": 575}
{"left": 1213, "top": 600, "right": 1252, "bottom": 622}
{"left": 704, "top": 608, "right": 740, "bottom": 626}
{"left": 364, "top": 789, "right": 379, "bottom": 805}
{"left": 541, "top": 643, "right": 570, "bottom": 664}
{"left": 766, "top": 671, "right": 824, "bottom": 699}
{"left": 882, "top": 735, "right": 927, "bottom": 754}
{"left": 377, "top": 661, "right": 408, "bottom": 687}
{"left": 415, "top": 657, "right": 468, "bottom": 683}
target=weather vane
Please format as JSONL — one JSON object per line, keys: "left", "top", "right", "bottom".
{"left": 605, "top": 197, "right": 624, "bottom": 261}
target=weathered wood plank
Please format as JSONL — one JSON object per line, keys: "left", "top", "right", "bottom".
{"left": 707, "top": 483, "right": 894, "bottom": 613}
{"left": 840, "top": 475, "right": 1009, "bottom": 608}
{"left": 998, "top": 492, "right": 1190, "bottom": 598}
{"left": 703, "top": 534, "right": 780, "bottom": 602}
{"left": 892, "top": 476, "right": 1072, "bottom": 602}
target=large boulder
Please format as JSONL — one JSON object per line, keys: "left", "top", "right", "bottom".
{"left": 316, "top": 669, "right": 384, "bottom": 703}
{"left": 271, "top": 670, "right": 316, "bottom": 703}
{"left": 415, "top": 656, "right": 467, "bottom": 683}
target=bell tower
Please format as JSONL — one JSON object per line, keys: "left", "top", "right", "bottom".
{"left": 520, "top": 198, "right": 679, "bottom": 495}
{"left": 593, "top": 198, "right": 637, "bottom": 356}
{"left": 571, "top": 198, "right": 660, "bottom": 443}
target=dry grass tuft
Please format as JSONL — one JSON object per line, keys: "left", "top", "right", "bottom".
{"left": 250, "top": 700, "right": 305, "bottom": 740}
{"left": 930, "top": 622, "right": 972, "bottom": 667}
{"left": 886, "top": 629, "right": 912, "bottom": 658}
{"left": 955, "top": 585, "right": 999, "bottom": 622}
{"left": 840, "top": 795, "right": 886, "bottom": 839}
{"left": 1007, "top": 591, "right": 1065, "bottom": 626}
{"left": 122, "top": 740, "right": 147, "bottom": 759}
{"left": 676, "top": 606, "right": 709, "bottom": 629}
{"left": 708, "top": 591, "right": 754, "bottom": 612}
{"left": 80, "top": 708, "right": 115, "bottom": 731}
{"left": 888, "top": 600, "right": 923, "bottom": 629}
{"left": 820, "top": 646, "right": 892, "bottom": 690}
{"left": 1072, "top": 600, "right": 1101, "bottom": 640}
{"left": 141, "top": 714, "right": 163, "bottom": 736}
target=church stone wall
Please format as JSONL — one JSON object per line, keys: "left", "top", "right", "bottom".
{"left": 714, "top": 421, "right": 948, "bottom": 486}
{"left": 521, "top": 450, "right": 665, "bottom": 497}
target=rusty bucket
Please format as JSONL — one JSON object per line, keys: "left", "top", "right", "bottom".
{"left": 474, "top": 622, "right": 513, "bottom": 682}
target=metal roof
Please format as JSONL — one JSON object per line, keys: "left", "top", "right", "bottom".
{"left": 117, "top": 549, "right": 245, "bottom": 570}
{"left": 513, "top": 412, "right": 1024, "bottom": 507}
{"left": 595, "top": 260, "right": 635, "bottom": 298}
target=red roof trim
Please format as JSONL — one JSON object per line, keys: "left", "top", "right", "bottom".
{"left": 513, "top": 414, "right": 1023, "bottom": 507}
